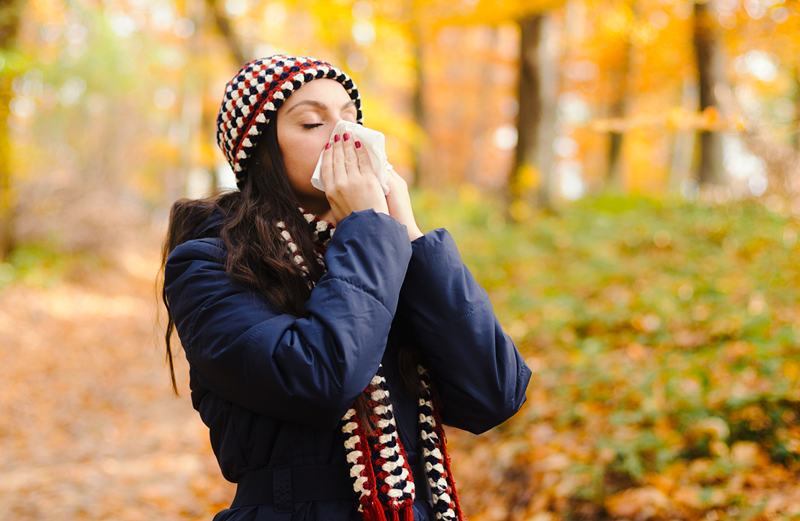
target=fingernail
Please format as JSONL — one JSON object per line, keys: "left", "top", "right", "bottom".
{"left": 334, "top": 134, "right": 340, "bottom": 142}
{"left": 325, "top": 142, "right": 331, "bottom": 150}
{"left": 343, "top": 132, "right": 350, "bottom": 141}
{"left": 355, "top": 141, "right": 361, "bottom": 149}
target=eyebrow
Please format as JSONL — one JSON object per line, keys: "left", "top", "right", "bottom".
{"left": 284, "top": 99, "right": 356, "bottom": 115}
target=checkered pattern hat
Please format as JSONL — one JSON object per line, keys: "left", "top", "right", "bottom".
{"left": 216, "top": 54, "right": 364, "bottom": 185}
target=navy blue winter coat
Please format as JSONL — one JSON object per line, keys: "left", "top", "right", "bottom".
{"left": 164, "top": 209, "right": 531, "bottom": 521}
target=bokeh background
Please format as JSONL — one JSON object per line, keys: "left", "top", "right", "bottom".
{"left": 1, "top": 0, "right": 799, "bottom": 519}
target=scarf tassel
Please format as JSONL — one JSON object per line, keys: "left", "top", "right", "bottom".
{"left": 361, "top": 497, "right": 388, "bottom": 521}
{"left": 361, "top": 504, "right": 414, "bottom": 521}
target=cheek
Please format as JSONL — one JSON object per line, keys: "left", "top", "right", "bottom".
{"left": 284, "top": 125, "right": 326, "bottom": 151}
{"left": 280, "top": 130, "right": 310, "bottom": 165}
{"left": 279, "top": 129, "right": 326, "bottom": 183}
{"left": 302, "top": 132, "right": 328, "bottom": 157}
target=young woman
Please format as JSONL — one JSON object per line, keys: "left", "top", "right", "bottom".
{"left": 161, "top": 54, "right": 531, "bottom": 521}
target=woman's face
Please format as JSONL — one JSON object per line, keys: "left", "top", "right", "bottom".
{"left": 276, "top": 78, "right": 358, "bottom": 214}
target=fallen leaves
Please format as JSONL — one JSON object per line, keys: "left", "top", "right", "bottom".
{"left": 0, "top": 246, "right": 234, "bottom": 519}
{"left": 423, "top": 194, "right": 800, "bottom": 521}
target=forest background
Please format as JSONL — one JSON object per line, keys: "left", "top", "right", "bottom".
{"left": 1, "top": 0, "right": 799, "bottom": 519}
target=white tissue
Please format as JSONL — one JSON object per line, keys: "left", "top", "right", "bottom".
{"left": 311, "top": 120, "right": 391, "bottom": 195}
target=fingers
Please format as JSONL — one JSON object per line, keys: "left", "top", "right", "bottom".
{"left": 383, "top": 168, "right": 423, "bottom": 241}
{"left": 353, "top": 138, "right": 375, "bottom": 179}
{"left": 385, "top": 165, "right": 405, "bottom": 185}
{"left": 384, "top": 166, "right": 407, "bottom": 198}
{"left": 331, "top": 132, "right": 347, "bottom": 187}
{"left": 320, "top": 141, "right": 334, "bottom": 190}
{"left": 324, "top": 131, "right": 389, "bottom": 221}
{"left": 341, "top": 132, "right": 363, "bottom": 179}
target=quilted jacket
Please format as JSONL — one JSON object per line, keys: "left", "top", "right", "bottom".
{"left": 164, "top": 209, "right": 532, "bottom": 521}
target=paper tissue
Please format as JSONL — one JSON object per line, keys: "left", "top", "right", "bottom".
{"left": 311, "top": 120, "right": 392, "bottom": 195}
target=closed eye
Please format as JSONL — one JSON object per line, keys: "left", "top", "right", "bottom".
{"left": 303, "top": 123, "right": 323, "bottom": 129}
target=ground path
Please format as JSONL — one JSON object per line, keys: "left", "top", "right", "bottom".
{"left": 0, "top": 247, "right": 235, "bottom": 519}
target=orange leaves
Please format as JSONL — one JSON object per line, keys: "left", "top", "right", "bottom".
{"left": 0, "top": 247, "right": 233, "bottom": 519}
{"left": 422, "top": 0, "right": 565, "bottom": 30}
{"left": 605, "top": 486, "right": 671, "bottom": 518}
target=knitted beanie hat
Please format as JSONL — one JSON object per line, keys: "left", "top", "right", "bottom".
{"left": 216, "top": 54, "right": 364, "bottom": 186}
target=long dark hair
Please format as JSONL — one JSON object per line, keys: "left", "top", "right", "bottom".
{"left": 160, "top": 113, "right": 327, "bottom": 391}
{"left": 159, "top": 113, "right": 421, "bottom": 427}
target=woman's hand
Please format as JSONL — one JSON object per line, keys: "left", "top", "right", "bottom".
{"left": 385, "top": 167, "right": 423, "bottom": 242}
{"left": 320, "top": 132, "right": 389, "bottom": 224}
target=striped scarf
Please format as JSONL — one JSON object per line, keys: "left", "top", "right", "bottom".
{"left": 277, "top": 207, "right": 465, "bottom": 521}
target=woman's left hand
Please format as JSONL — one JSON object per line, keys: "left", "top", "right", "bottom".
{"left": 384, "top": 167, "right": 423, "bottom": 242}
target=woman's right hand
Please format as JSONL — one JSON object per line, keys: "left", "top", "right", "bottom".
{"left": 320, "top": 132, "right": 389, "bottom": 224}
{"left": 385, "top": 167, "right": 423, "bottom": 242}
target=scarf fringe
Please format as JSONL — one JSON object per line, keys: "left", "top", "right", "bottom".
{"left": 362, "top": 504, "right": 414, "bottom": 521}
{"left": 362, "top": 497, "right": 388, "bottom": 521}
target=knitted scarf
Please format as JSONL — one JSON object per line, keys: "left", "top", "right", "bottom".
{"left": 277, "top": 207, "right": 465, "bottom": 521}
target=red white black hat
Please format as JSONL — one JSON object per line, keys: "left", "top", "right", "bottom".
{"left": 216, "top": 54, "right": 363, "bottom": 186}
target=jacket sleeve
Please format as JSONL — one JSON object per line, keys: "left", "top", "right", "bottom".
{"left": 164, "top": 210, "right": 412, "bottom": 430}
{"left": 399, "top": 228, "right": 531, "bottom": 435}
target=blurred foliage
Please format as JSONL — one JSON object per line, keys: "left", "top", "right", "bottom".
{"left": 0, "top": 243, "right": 103, "bottom": 289}
{"left": 414, "top": 190, "right": 800, "bottom": 519}
{"left": 2, "top": 0, "right": 800, "bottom": 518}
{"left": 5, "top": 0, "right": 800, "bottom": 223}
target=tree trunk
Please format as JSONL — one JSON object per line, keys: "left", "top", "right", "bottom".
{"left": 206, "top": 0, "right": 246, "bottom": 66}
{"left": 410, "top": 22, "right": 427, "bottom": 188}
{"left": 693, "top": 0, "right": 723, "bottom": 185}
{"left": 178, "top": 0, "right": 208, "bottom": 199}
{"left": 669, "top": 77, "right": 698, "bottom": 192}
{"left": 506, "top": 13, "right": 553, "bottom": 219}
{"left": 466, "top": 27, "right": 498, "bottom": 184}
{"left": 794, "top": 67, "right": 800, "bottom": 151}
{"left": 0, "top": 0, "right": 22, "bottom": 262}
{"left": 605, "top": 8, "right": 633, "bottom": 190}
{"left": 536, "top": 16, "right": 558, "bottom": 210}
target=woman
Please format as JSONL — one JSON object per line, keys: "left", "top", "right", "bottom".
{"left": 161, "top": 54, "right": 531, "bottom": 521}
